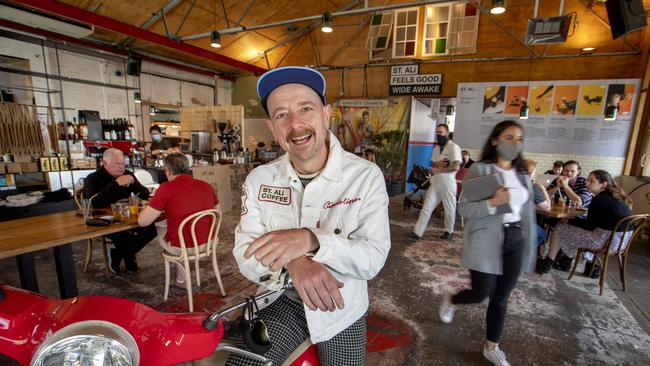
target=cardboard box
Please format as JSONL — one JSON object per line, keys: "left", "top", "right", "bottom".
{"left": 71, "top": 158, "right": 97, "bottom": 170}
{"left": 20, "top": 162, "right": 39, "bottom": 173}
{"left": 0, "top": 163, "right": 6, "bottom": 174}
{"left": 6, "top": 163, "right": 22, "bottom": 174}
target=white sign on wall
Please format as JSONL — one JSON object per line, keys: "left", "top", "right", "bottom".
{"left": 454, "top": 79, "right": 640, "bottom": 157}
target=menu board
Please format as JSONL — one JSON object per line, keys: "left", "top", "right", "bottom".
{"left": 454, "top": 79, "right": 640, "bottom": 157}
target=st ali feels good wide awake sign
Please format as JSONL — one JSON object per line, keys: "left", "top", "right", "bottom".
{"left": 389, "top": 64, "right": 442, "bottom": 96}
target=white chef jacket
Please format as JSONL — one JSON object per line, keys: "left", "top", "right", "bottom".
{"left": 233, "top": 133, "right": 391, "bottom": 342}
{"left": 431, "top": 140, "right": 462, "bottom": 183}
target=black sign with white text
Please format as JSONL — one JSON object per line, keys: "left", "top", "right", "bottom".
{"left": 389, "top": 65, "right": 442, "bottom": 96}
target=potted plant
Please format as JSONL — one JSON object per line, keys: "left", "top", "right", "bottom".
{"left": 371, "top": 129, "right": 407, "bottom": 197}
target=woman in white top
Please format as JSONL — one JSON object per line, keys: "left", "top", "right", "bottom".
{"left": 438, "top": 120, "right": 536, "bottom": 366}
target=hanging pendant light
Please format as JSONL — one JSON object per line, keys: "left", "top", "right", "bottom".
{"left": 519, "top": 102, "right": 529, "bottom": 119}
{"left": 321, "top": 12, "right": 333, "bottom": 33}
{"left": 490, "top": 0, "right": 506, "bottom": 14}
{"left": 149, "top": 105, "right": 156, "bottom": 116}
{"left": 134, "top": 91, "right": 141, "bottom": 103}
{"left": 604, "top": 105, "right": 618, "bottom": 121}
{"left": 210, "top": 31, "right": 222, "bottom": 48}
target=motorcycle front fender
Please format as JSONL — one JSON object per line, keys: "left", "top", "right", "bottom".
{"left": 0, "top": 286, "right": 223, "bottom": 366}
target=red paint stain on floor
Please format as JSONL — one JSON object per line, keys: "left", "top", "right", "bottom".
{"left": 430, "top": 266, "right": 456, "bottom": 275}
{"left": 366, "top": 313, "right": 416, "bottom": 353}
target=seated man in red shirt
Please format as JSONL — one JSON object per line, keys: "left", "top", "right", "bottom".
{"left": 138, "top": 153, "right": 219, "bottom": 286}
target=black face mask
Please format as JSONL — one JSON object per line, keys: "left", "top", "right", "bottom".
{"left": 436, "top": 134, "right": 448, "bottom": 146}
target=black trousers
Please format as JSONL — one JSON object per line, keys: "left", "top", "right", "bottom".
{"left": 107, "top": 224, "right": 157, "bottom": 263}
{"left": 452, "top": 225, "right": 525, "bottom": 343}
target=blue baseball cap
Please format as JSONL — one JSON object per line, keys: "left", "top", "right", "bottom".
{"left": 257, "top": 66, "right": 327, "bottom": 116}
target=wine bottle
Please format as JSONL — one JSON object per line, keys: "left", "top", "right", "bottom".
{"left": 57, "top": 120, "right": 66, "bottom": 140}
{"left": 110, "top": 119, "right": 118, "bottom": 140}
{"left": 103, "top": 119, "right": 111, "bottom": 140}
{"left": 80, "top": 115, "right": 88, "bottom": 140}
{"left": 66, "top": 119, "right": 74, "bottom": 140}
{"left": 72, "top": 117, "right": 79, "bottom": 141}
{"left": 124, "top": 119, "right": 131, "bottom": 140}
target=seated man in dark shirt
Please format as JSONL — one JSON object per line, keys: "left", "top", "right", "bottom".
{"left": 84, "top": 148, "right": 157, "bottom": 273}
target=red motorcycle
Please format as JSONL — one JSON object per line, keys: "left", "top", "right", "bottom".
{"left": 0, "top": 278, "right": 318, "bottom": 366}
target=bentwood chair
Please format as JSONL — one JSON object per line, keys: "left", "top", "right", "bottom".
{"left": 162, "top": 208, "right": 226, "bottom": 312}
{"left": 567, "top": 214, "right": 649, "bottom": 295}
{"left": 74, "top": 188, "right": 110, "bottom": 273}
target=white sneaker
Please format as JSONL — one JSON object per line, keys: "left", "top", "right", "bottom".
{"left": 483, "top": 345, "right": 511, "bottom": 366}
{"left": 438, "top": 293, "right": 455, "bottom": 323}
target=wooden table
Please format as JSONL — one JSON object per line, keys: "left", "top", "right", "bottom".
{"left": 537, "top": 204, "right": 587, "bottom": 219}
{"left": 0, "top": 210, "right": 142, "bottom": 298}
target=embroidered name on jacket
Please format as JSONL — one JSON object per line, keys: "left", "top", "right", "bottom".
{"left": 323, "top": 197, "right": 361, "bottom": 209}
{"left": 258, "top": 185, "right": 291, "bottom": 205}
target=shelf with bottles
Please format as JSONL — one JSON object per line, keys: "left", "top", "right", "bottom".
{"left": 99, "top": 118, "right": 137, "bottom": 141}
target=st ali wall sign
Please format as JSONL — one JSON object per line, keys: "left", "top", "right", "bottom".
{"left": 389, "top": 64, "right": 442, "bottom": 96}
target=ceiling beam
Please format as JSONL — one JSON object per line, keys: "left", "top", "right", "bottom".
{"left": 182, "top": 0, "right": 450, "bottom": 40}
{"left": 117, "top": 0, "right": 183, "bottom": 47}
{"left": 244, "top": 0, "right": 360, "bottom": 64}
{"left": 0, "top": 18, "right": 235, "bottom": 81}
{"left": 5, "top": 0, "right": 267, "bottom": 75}
{"left": 175, "top": 0, "right": 197, "bottom": 36}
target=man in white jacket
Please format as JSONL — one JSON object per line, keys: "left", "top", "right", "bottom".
{"left": 229, "top": 66, "right": 391, "bottom": 366}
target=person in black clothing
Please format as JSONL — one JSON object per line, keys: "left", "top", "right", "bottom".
{"left": 544, "top": 160, "right": 563, "bottom": 175}
{"left": 149, "top": 125, "right": 173, "bottom": 156}
{"left": 461, "top": 150, "right": 475, "bottom": 168}
{"left": 538, "top": 170, "right": 633, "bottom": 274}
{"left": 84, "top": 148, "right": 157, "bottom": 273}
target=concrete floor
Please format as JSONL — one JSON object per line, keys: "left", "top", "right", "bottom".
{"left": 1, "top": 195, "right": 649, "bottom": 365}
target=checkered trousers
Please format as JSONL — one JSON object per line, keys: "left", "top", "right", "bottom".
{"left": 225, "top": 294, "right": 367, "bottom": 366}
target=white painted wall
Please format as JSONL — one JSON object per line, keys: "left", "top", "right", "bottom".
{"left": 0, "top": 35, "right": 233, "bottom": 143}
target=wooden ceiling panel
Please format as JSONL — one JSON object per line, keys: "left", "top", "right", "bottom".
{"left": 61, "top": 0, "right": 168, "bottom": 29}
{"left": 10, "top": 0, "right": 648, "bottom": 75}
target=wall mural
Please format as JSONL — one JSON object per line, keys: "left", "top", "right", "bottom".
{"left": 330, "top": 97, "right": 411, "bottom": 194}
{"left": 329, "top": 97, "right": 410, "bottom": 154}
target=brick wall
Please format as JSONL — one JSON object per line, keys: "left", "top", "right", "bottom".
{"left": 243, "top": 118, "right": 274, "bottom": 153}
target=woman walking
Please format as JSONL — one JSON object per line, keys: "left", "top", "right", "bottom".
{"left": 439, "top": 120, "right": 536, "bottom": 366}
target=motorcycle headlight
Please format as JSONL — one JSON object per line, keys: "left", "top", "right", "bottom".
{"left": 30, "top": 320, "right": 139, "bottom": 366}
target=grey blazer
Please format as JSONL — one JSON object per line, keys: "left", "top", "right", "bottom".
{"left": 458, "top": 162, "right": 536, "bottom": 275}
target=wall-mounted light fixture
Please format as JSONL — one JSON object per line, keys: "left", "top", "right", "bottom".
{"left": 490, "top": 0, "right": 506, "bottom": 14}
{"left": 134, "top": 91, "right": 141, "bottom": 103}
{"left": 149, "top": 105, "right": 156, "bottom": 116}
{"left": 519, "top": 102, "right": 530, "bottom": 119}
{"left": 210, "top": 31, "right": 221, "bottom": 48}
{"left": 604, "top": 105, "right": 618, "bottom": 121}
{"left": 321, "top": 12, "right": 333, "bottom": 33}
